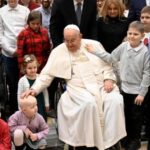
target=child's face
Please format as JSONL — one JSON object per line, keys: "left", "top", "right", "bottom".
{"left": 26, "top": 61, "right": 37, "bottom": 78}
{"left": 127, "top": 27, "right": 144, "bottom": 48}
{"left": 140, "top": 13, "right": 150, "bottom": 32}
{"left": 23, "top": 102, "right": 38, "bottom": 119}
{"left": 29, "top": 19, "right": 41, "bottom": 33}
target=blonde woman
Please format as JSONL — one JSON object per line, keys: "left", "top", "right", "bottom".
{"left": 97, "top": 0, "right": 129, "bottom": 53}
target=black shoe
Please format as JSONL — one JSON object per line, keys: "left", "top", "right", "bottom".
{"left": 47, "top": 109, "right": 57, "bottom": 118}
{"left": 125, "top": 139, "right": 141, "bottom": 150}
{"left": 105, "top": 142, "right": 121, "bottom": 150}
{"left": 147, "top": 140, "right": 150, "bottom": 150}
{"left": 121, "top": 138, "right": 130, "bottom": 149}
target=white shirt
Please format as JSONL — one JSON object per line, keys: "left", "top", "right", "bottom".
{"left": 0, "top": 4, "right": 30, "bottom": 57}
{"left": 146, "top": 0, "right": 150, "bottom": 5}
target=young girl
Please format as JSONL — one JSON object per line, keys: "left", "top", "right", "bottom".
{"left": 18, "top": 54, "right": 49, "bottom": 121}
{"left": 86, "top": 21, "right": 150, "bottom": 150}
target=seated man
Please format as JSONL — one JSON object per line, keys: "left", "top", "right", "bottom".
{"left": 23, "top": 24, "right": 126, "bottom": 150}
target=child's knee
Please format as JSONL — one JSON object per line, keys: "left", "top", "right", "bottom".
{"left": 13, "top": 129, "right": 24, "bottom": 146}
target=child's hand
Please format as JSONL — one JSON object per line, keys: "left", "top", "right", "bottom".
{"left": 45, "top": 106, "right": 49, "bottom": 112}
{"left": 30, "top": 133, "right": 38, "bottom": 141}
{"left": 24, "top": 128, "right": 32, "bottom": 138}
{"left": 134, "top": 95, "right": 144, "bottom": 106}
{"left": 85, "top": 44, "right": 95, "bottom": 53}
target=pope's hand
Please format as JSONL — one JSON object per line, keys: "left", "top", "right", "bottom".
{"left": 104, "top": 80, "right": 114, "bottom": 93}
{"left": 21, "top": 89, "right": 37, "bottom": 98}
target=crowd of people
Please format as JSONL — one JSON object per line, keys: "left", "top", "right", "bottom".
{"left": 0, "top": 0, "right": 150, "bottom": 150}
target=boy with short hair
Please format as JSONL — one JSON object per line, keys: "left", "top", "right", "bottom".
{"left": 86, "top": 21, "right": 150, "bottom": 150}
{"left": 8, "top": 96, "right": 49, "bottom": 150}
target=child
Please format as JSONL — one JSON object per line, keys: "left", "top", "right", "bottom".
{"left": 0, "top": 117, "right": 11, "bottom": 150}
{"left": 8, "top": 95, "right": 49, "bottom": 150}
{"left": 86, "top": 21, "right": 150, "bottom": 150}
{"left": 18, "top": 54, "right": 49, "bottom": 121}
{"left": 140, "top": 6, "right": 150, "bottom": 150}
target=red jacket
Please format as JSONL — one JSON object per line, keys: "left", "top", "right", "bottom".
{"left": 0, "top": 119, "right": 11, "bottom": 150}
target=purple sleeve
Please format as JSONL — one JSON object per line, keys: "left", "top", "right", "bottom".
{"left": 8, "top": 111, "right": 27, "bottom": 133}
{"left": 36, "top": 115, "right": 49, "bottom": 140}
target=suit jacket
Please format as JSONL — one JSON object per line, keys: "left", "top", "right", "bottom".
{"left": 50, "top": 0, "right": 97, "bottom": 47}
{"left": 128, "top": 0, "right": 146, "bottom": 22}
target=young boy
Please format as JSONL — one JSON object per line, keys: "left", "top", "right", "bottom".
{"left": 140, "top": 6, "right": 150, "bottom": 150}
{"left": 86, "top": 21, "right": 150, "bottom": 150}
{"left": 8, "top": 95, "right": 49, "bottom": 150}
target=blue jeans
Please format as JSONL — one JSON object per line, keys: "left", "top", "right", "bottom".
{"left": 2, "top": 55, "right": 19, "bottom": 114}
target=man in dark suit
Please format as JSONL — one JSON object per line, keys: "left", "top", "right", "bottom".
{"left": 50, "top": 0, "right": 97, "bottom": 48}
{"left": 128, "top": 0, "right": 147, "bottom": 22}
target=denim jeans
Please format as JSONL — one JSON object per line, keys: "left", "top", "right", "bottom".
{"left": 2, "top": 55, "right": 19, "bottom": 114}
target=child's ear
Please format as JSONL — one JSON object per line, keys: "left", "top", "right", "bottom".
{"left": 142, "top": 33, "right": 145, "bottom": 38}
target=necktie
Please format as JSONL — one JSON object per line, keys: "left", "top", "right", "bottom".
{"left": 76, "top": 2, "right": 82, "bottom": 25}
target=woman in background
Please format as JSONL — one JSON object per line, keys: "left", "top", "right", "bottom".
{"left": 97, "top": 0, "right": 129, "bottom": 53}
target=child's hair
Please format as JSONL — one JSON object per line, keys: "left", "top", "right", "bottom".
{"left": 21, "top": 54, "right": 39, "bottom": 74}
{"left": 101, "top": 0, "right": 125, "bottom": 22}
{"left": 128, "top": 21, "right": 144, "bottom": 33}
{"left": 141, "top": 6, "right": 150, "bottom": 14}
{"left": 27, "top": 11, "right": 42, "bottom": 25}
{"left": 18, "top": 95, "right": 37, "bottom": 110}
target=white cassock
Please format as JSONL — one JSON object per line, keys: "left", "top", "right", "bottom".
{"left": 32, "top": 39, "right": 126, "bottom": 150}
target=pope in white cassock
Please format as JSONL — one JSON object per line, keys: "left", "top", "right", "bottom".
{"left": 23, "top": 24, "right": 126, "bottom": 150}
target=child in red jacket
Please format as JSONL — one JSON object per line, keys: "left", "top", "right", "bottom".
{"left": 0, "top": 118, "right": 11, "bottom": 150}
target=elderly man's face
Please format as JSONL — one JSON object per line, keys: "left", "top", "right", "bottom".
{"left": 8, "top": 0, "right": 18, "bottom": 8}
{"left": 64, "top": 29, "right": 81, "bottom": 52}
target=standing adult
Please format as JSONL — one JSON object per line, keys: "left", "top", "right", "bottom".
{"left": 0, "top": 0, "right": 30, "bottom": 114}
{"left": 128, "top": 0, "right": 150, "bottom": 23}
{"left": 50, "top": 0, "right": 97, "bottom": 48}
{"left": 97, "top": 0, "right": 129, "bottom": 53}
{"left": 23, "top": 24, "right": 126, "bottom": 150}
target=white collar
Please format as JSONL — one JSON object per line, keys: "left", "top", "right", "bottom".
{"left": 127, "top": 41, "right": 144, "bottom": 52}
{"left": 7, "top": 4, "right": 19, "bottom": 11}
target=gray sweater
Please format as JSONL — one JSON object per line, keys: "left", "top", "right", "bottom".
{"left": 94, "top": 41, "right": 150, "bottom": 97}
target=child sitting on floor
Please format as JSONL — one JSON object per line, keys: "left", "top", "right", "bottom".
{"left": 8, "top": 95, "right": 49, "bottom": 150}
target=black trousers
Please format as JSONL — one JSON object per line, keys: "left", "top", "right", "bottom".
{"left": 143, "top": 87, "right": 150, "bottom": 138}
{"left": 122, "top": 92, "right": 143, "bottom": 140}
